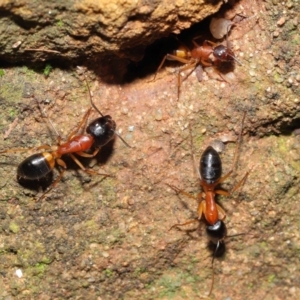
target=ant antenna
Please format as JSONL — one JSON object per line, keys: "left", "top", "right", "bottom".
{"left": 84, "top": 76, "right": 131, "bottom": 148}
{"left": 232, "top": 111, "right": 247, "bottom": 173}
{"left": 208, "top": 240, "right": 222, "bottom": 297}
{"left": 34, "top": 96, "right": 63, "bottom": 141}
{"left": 84, "top": 76, "right": 104, "bottom": 117}
{"left": 188, "top": 123, "right": 201, "bottom": 180}
{"left": 225, "top": 24, "right": 243, "bottom": 66}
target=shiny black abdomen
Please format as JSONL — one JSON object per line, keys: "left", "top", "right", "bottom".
{"left": 17, "top": 153, "right": 52, "bottom": 180}
{"left": 86, "top": 115, "right": 116, "bottom": 148}
{"left": 200, "top": 146, "right": 222, "bottom": 184}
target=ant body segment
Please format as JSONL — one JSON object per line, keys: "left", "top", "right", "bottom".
{"left": 0, "top": 79, "right": 129, "bottom": 200}
{"left": 152, "top": 31, "right": 241, "bottom": 100}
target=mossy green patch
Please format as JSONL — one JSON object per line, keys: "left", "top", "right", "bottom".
{"left": 43, "top": 64, "right": 52, "bottom": 77}
{"left": 32, "top": 262, "right": 48, "bottom": 275}
{"left": 9, "top": 221, "right": 20, "bottom": 233}
{"left": 56, "top": 20, "right": 64, "bottom": 27}
{"left": 267, "top": 274, "right": 276, "bottom": 283}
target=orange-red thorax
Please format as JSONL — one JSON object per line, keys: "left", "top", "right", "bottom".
{"left": 191, "top": 46, "right": 212, "bottom": 60}
{"left": 202, "top": 182, "right": 218, "bottom": 225}
{"left": 57, "top": 135, "right": 94, "bottom": 155}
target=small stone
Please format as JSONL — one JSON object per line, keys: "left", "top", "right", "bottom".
{"left": 128, "top": 125, "right": 135, "bottom": 132}
{"left": 154, "top": 109, "right": 162, "bottom": 121}
{"left": 277, "top": 17, "right": 285, "bottom": 26}
{"left": 102, "top": 251, "right": 109, "bottom": 258}
{"left": 15, "top": 269, "right": 23, "bottom": 278}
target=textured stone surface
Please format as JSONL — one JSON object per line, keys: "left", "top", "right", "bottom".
{"left": 0, "top": 0, "right": 300, "bottom": 299}
{"left": 0, "top": 0, "right": 223, "bottom": 64}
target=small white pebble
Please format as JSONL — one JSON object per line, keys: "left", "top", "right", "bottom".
{"left": 102, "top": 251, "right": 110, "bottom": 258}
{"left": 249, "top": 69, "right": 256, "bottom": 77}
{"left": 128, "top": 125, "right": 135, "bottom": 132}
{"left": 15, "top": 269, "right": 23, "bottom": 278}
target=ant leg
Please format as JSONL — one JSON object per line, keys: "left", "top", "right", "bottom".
{"left": 66, "top": 108, "right": 93, "bottom": 141}
{"left": 216, "top": 170, "right": 233, "bottom": 185}
{"left": 75, "top": 148, "right": 100, "bottom": 158}
{"left": 215, "top": 203, "right": 226, "bottom": 220}
{"left": 230, "top": 170, "right": 250, "bottom": 194}
{"left": 168, "top": 185, "right": 204, "bottom": 230}
{"left": 150, "top": 54, "right": 168, "bottom": 82}
{"left": 0, "top": 144, "right": 52, "bottom": 154}
{"left": 177, "top": 60, "right": 197, "bottom": 100}
{"left": 151, "top": 54, "right": 192, "bottom": 82}
{"left": 166, "top": 183, "right": 198, "bottom": 202}
{"left": 69, "top": 153, "right": 112, "bottom": 177}
{"left": 204, "top": 40, "right": 218, "bottom": 48}
{"left": 36, "top": 158, "right": 67, "bottom": 201}
{"left": 169, "top": 219, "right": 199, "bottom": 231}
{"left": 196, "top": 198, "right": 206, "bottom": 220}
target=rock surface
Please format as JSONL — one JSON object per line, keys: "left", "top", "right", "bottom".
{"left": 0, "top": 0, "right": 222, "bottom": 64}
{"left": 0, "top": 0, "right": 300, "bottom": 299}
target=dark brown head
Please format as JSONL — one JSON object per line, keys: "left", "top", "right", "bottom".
{"left": 86, "top": 116, "right": 116, "bottom": 148}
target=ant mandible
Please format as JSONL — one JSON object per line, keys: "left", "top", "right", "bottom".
{"left": 152, "top": 26, "right": 241, "bottom": 100}
{"left": 0, "top": 77, "right": 129, "bottom": 200}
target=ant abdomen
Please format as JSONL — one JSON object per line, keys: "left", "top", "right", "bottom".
{"left": 200, "top": 146, "right": 222, "bottom": 184}
{"left": 17, "top": 152, "right": 54, "bottom": 180}
{"left": 86, "top": 116, "right": 116, "bottom": 148}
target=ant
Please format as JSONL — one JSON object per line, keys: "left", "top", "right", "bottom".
{"left": 168, "top": 145, "right": 248, "bottom": 229}
{"left": 0, "top": 78, "right": 130, "bottom": 200}
{"left": 167, "top": 113, "right": 249, "bottom": 296}
{"left": 152, "top": 27, "right": 241, "bottom": 100}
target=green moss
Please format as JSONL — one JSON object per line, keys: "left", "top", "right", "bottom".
{"left": 103, "top": 268, "right": 114, "bottom": 278}
{"left": 259, "top": 241, "right": 268, "bottom": 249}
{"left": 133, "top": 267, "right": 147, "bottom": 277}
{"left": 56, "top": 20, "right": 64, "bottom": 27}
{"left": 267, "top": 274, "right": 276, "bottom": 283}
{"left": 0, "top": 83, "right": 22, "bottom": 104}
{"left": 0, "top": 69, "right": 4, "bottom": 77}
{"left": 20, "top": 66, "right": 36, "bottom": 77}
{"left": 9, "top": 108, "right": 17, "bottom": 117}
{"left": 157, "top": 274, "right": 183, "bottom": 298}
{"left": 43, "top": 64, "right": 52, "bottom": 77}
{"left": 9, "top": 221, "right": 20, "bottom": 233}
{"left": 32, "top": 262, "right": 48, "bottom": 275}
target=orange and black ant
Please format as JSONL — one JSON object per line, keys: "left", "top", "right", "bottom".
{"left": 152, "top": 27, "right": 241, "bottom": 100}
{"left": 167, "top": 113, "right": 249, "bottom": 296}
{"left": 168, "top": 144, "right": 249, "bottom": 230}
{"left": 0, "top": 78, "right": 130, "bottom": 200}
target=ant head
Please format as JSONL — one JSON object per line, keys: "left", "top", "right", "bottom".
{"left": 206, "top": 220, "right": 227, "bottom": 244}
{"left": 213, "top": 45, "right": 243, "bottom": 65}
{"left": 86, "top": 116, "right": 116, "bottom": 148}
{"left": 213, "top": 45, "right": 235, "bottom": 62}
